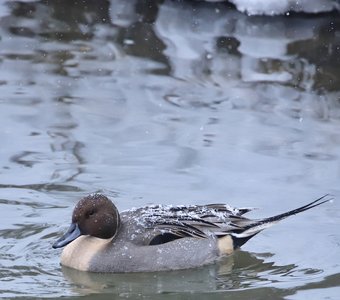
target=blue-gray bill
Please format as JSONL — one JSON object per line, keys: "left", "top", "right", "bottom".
{"left": 52, "top": 223, "right": 81, "bottom": 249}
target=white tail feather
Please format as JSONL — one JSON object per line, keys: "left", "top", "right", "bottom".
{"left": 231, "top": 221, "right": 279, "bottom": 238}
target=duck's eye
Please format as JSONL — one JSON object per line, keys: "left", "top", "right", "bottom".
{"left": 87, "top": 210, "right": 95, "bottom": 218}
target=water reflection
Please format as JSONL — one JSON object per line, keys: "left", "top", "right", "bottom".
{"left": 61, "top": 251, "right": 299, "bottom": 295}
{"left": 1, "top": 0, "right": 340, "bottom": 298}
{"left": 2, "top": 1, "right": 340, "bottom": 95}
{"left": 60, "top": 250, "right": 337, "bottom": 299}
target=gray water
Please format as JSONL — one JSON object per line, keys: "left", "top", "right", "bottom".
{"left": 0, "top": 1, "right": 340, "bottom": 299}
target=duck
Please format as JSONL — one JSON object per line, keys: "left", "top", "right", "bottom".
{"left": 53, "top": 194, "right": 330, "bottom": 273}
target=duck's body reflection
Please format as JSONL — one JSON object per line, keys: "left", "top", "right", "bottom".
{"left": 61, "top": 251, "right": 300, "bottom": 295}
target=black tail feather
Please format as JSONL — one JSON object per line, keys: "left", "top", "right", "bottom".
{"left": 230, "top": 194, "right": 332, "bottom": 248}
{"left": 244, "top": 194, "right": 332, "bottom": 231}
{"left": 231, "top": 233, "right": 259, "bottom": 248}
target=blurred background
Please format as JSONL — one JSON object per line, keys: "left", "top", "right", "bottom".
{"left": 0, "top": 0, "right": 340, "bottom": 298}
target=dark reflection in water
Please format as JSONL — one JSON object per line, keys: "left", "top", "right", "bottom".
{"left": 0, "top": 0, "right": 340, "bottom": 298}
{"left": 59, "top": 251, "right": 340, "bottom": 299}
{"left": 60, "top": 251, "right": 298, "bottom": 296}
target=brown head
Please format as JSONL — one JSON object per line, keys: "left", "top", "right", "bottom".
{"left": 52, "top": 194, "right": 120, "bottom": 249}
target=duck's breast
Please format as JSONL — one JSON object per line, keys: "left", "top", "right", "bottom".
{"left": 61, "top": 236, "right": 113, "bottom": 271}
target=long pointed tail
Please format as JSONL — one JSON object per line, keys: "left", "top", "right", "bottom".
{"left": 231, "top": 194, "right": 332, "bottom": 248}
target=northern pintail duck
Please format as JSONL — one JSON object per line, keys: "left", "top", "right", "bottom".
{"left": 53, "top": 194, "right": 330, "bottom": 272}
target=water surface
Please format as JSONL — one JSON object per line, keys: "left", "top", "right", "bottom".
{"left": 0, "top": 1, "right": 340, "bottom": 298}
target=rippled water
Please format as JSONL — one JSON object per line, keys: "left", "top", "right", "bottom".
{"left": 0, "top": 1, "right": 340, "bottom": 299}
